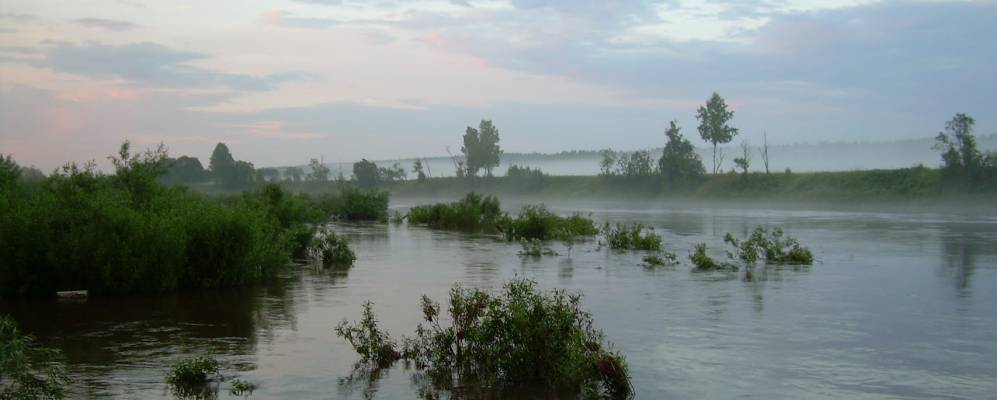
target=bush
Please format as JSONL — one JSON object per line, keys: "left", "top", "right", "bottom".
{"left": 497, "top": 204, "right": 598, "bottom": 241}
{"left": 335, "top": 301, "right": 401, "bottom": 367}
{"left": 518, "top": 238, "right": 559, "bottom": 257}
{"left": 407, "top": 192, "right": 503, "bottom": 232}
{"left": 723, "top": 227, "right": 814, "bottom": 265}
{"left": 312, "top": 229, "right": 356, "bottom": 268}
{"left": 602, "top": 223, "right": 662, "bottom": 251}
{"left": 642, "top": 252, "right": 677, "bottom": 267}
{"left": 689, "top": 243, "right": 738, "bottom": 271}
{"left": 315, "top": 187, "right": 389, "bottom": 221}
{"left": 165, "top": 355, "right": 220, "bottom": 397}
{"left": 0, "top": 315, "right": 70, "bottom": 400}
{"left": 338, "top": 280, "right": 632, "bottom": 398}
{"left": 229, "top": 379, "right": 255, "bottom": 396}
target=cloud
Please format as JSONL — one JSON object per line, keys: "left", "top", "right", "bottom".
{"left": 29, "top": 42, "right": 308, "bottom": 91}
{"left": 74, "top": 18, "right": 140, "bottom": 31}
{"left": 0, "top": 12, "right": 37, "bottom": 22}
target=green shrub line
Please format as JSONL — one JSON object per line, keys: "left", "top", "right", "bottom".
{"left": 336, "top": 279, "right": 633, "bottom": 398}
{"left": 723, "top": 227, "right": 814, "bottom": 265}
{"left": 602, "top": 223, "right": 662, "bottom": 251}
{"left": 689, "top": 243, "right": 739, "bottom": 271}
{"left": 0, "top": 143, "right": 387, "bottom": 298}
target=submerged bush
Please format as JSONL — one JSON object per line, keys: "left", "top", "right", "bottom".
{"left": 643, "top": 251, "right": 677, "bottom": 267}
{"left": 228, "top": 379, "right": 255, "bottom": 396}
{"left": 335, "top": 301, "right": 401, "bottom": 367}
{"left": 165, "top": 355, "right": 220, "bottom": 397}
{"left": 689, "top": 243, "right": 738, "bottom": 271}
{"left": 723, "top": 227, "right": 814, "bottom": 265}
{"left": 338, "top": 280, "right": 632, "bottom": 398}
{"left": 518, "top": 238, "right": 559, "bottom": 257}
{"left": 0, "top": 315, "right": 70, "bottom": 400}
{"left": 602, "top": 223, "right": 662, "bottom": 251}
{"left": 312, "top": 229, "right": 356, "bottom": 268}
{"left": 407, "top": 192, "right": 503, "bottom": 232}
{"left": 497, "top": 204, "right": 598, "bottom": 241}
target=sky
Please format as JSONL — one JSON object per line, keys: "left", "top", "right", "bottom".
{"left": 1, "top": 0, "right": 995, "bottom": 170}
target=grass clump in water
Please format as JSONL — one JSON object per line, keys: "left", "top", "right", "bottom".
{"left": 642, "top": 251, "right": 677, "bottom": 267}
{"left": 0, "top": 315, "right": 70, "bottom": 400}
{"left": 312, "top": 228, "right": 356, "bottom": 268}
{"left": 165, "top": 355, "right": 220, "bottom": 397}
{"left": 337, "top": 279, "right": 632, "bottom": 398}
{"left": 689, "top": 243, "right": 738, "bottom": 271}
{"left": 497, "top": 204, "right": 598, "bottom": 241}
{"left": 407, "top": 192, "right": 503, "bottom": 232}
{"left": 602, "top": 223, "right": 662, "bottom": 251}
{"left": 334, "top": 301, "right": 402, "bottom": 367}
{"left": 228, "top": 379, "right": 256, "bottom": 396}
{"left": 518, "top": 238, "right": 559, "bottom": 257}
{"left": 723, "top": 227, "right": 814, "bottom": 265}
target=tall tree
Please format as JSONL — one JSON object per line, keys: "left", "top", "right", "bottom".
{"left": 209, "top": 142, "right": 237, "bottom": 186}
{"left": 307, "top": 158, "right": 330, "bottom": 182}
{"left": 461, "top": 119, "right": 502, "bottom": 176}
{"left": 353, "top": 159, "right": 380, "bottom": 187}
{"left": 412, "top": 159, "right": 427, "bottom": 181}
{"left": 696, "top": 92, "right": 739, "bottom": 174}
{"left": 161, "top": 156, "right": 207, "bottom": 185}
{"left": 461, "top": 126, "right": 481, "bottom": 176}
{"left": 658, "top": 120, "right": 705, "bottom": 183}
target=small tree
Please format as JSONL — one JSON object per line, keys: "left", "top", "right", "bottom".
{"left": 733, "top": 141, "right": 751, "bottom": 177}
{"left": 412, "top": 159, "right": 427, "bottom": 181}
{"left": 599, "top": 149, "right": 617, "bottom": 177}
{"left": 934, "top": 113, "right": 982, "bottom": 179}
{"left": 696, "top": 92, "right": 739, "bottom": 174}
{"left": 759, "top": 132, "right": 770, "bottom": 174}
{"left": 353, "top": 159, "right": 380, "bottom": 187}
{"left": 307, "top": 158, "right": 330, "bottom": 182}
{"left": 461, "top": 120, "right": 502, "bottom": 177}
{"left": 658, "top": 120, "right": 705, "bottom": 183}
{"left": 616, "top": 150, "right": 654, "bottom": 177}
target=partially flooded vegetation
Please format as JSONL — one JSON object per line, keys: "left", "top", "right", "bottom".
{"left": 336, "top": 279, "right": 633, "bottom": 398}
{"left": 602, "top": 223, "right": 663, "bottom": 251}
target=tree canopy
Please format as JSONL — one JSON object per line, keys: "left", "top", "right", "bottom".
{"left": 461, "top": 119, "right": 502, "bottom": 176}
{"left": 658, "top": 120, "right": 705, "bottom": 183}
{"left": 696, "top": 92, "right": 738, "bottom": 174}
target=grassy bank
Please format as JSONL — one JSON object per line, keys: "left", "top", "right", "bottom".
{"left": 0, "top": 146, "right": 385, "bottom": 298}
{"left": 385, "top": 166, "right": 997, "bottom": 211}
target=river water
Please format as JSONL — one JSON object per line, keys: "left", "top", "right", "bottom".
{"left": 3, "top": 199, "right": 996, "bottom": 399}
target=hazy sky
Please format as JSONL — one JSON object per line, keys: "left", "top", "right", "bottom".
{"left": 1, "top": 0, "right": 995, "bottom": 170}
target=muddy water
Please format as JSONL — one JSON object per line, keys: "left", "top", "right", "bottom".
{"left": 3, "top": 200, "right": 996, "bottom": 399}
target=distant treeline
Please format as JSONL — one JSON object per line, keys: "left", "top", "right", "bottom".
{"left": 0, "top": 143, "right": 388, "bottom": 298}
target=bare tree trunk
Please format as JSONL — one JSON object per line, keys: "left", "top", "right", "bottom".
{"left": 712, "top": 142, "right": 718, "bottom": 174}
{"left": 760, "top": 131, "right": 770, "bottom": 174}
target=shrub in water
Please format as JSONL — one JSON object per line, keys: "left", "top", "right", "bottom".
{"left": 165, "top": 355, "right": 220, "bottom": 397}
{"left": 0, "top": 315, "right": 70, "bottom": 400}
{"left": 689, "top": 243, "right": 738, "bottom": 271}
{"left": 315, "top": 187, "right": 390, "bottom": 222}
{"left": 335, "top": 301, "right": 401, "bottom": 367}
{"left": 723, "top": 227, "right": 814, "bottom": 265}
{"left": 497, "top": 204, "right": 598, "bottom": 241}
{"left": 339, "top": 280, "right": 633, "bottom": 398}
{"left": 312, "top": 229, "right": 356, "bottom": 268}
{"left": 602, "top": 223, "right": 662, "bottom": 251}
{"left": 407, "top": 192, "right": 503, "bottom": 232}
{"left": 518, "top": 238, "right": 559, "bottom": 257}
{"left": 229, "top": 379, "right": 255, "bottom": 396}
{"left": 642, "top": 251, "right": 677, "bottom": 267}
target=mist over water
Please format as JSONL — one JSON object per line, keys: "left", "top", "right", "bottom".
{"left": 4, "top": 200, "right": 995, "bottom": 399}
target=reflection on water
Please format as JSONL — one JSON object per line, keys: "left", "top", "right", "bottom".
{"left": 2, "top": 203, "right": 997, "bottom": 399}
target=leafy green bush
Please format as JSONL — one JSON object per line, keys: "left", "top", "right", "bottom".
{"left": 0, "top": 145, "right": 323, "bottom": 297}
{"left": 643, "top": 251, "right": 677, "bottom": 267}
{"left": 0, "top": 315, "right": 70, "bottom": 400}
{"left": 338, "top": 280, "right": 632, "bottom": 398}
{"left": 407, "top": 192, "right": 503, "bottom": 232}
{"left": 496, "top": 204, "right": 598, "bottom": 241}
{"left": 315, "top": 187, "right": 389, "bottom": 221}
{"left": 602, "top": 223, "right": 662, "bottom": 251}
{"left": 723, "top": 227, "right": 814, "bottom": 265}
{"left": 313, "top": 229, "right": 356, "bottom": 268}
{"left": 689, "top": 243, "right": 738, "bottom": 271}
{"left": 335, "top": 301, "right": 401, "bottom": 367}
{"left": 165, "top": 355, "right": 220, "bottom": 397}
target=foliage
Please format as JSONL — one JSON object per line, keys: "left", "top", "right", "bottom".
{"left": 934, "top": 113, "right": 996, "bottom": 187}
{"left": 601, "top": 223, "right": 662, "bottom": 251}
{"left": 307, "top": 158, "right": 331, "bottom": 182}
{"left": 733, "top": 141, "right": 752, "bottom": 177}
{"left": 723, "top": 227, "right": 814, "bottom": 265}
{"left": 0, "top": 145, "right": 325, "bottom": 297}
{"left": 407, "top": 192, "right": 503, "bottom": 232}
{"left": 315, "top": 187, "right": 390, "bottom": 222}
{"left": 0, "top": 154, "right": 22, "bottom": 189}
{"left": 615, "top": 150, "right": 655, "bottom": 177}
{"left": 697, "top": 92, "right": 739, "bottom": 174}
{"left": 160, "top": 156, "right": 208, "bottom": 186}
{"left": 412, "top": 159, "right": 427, "bottom": 181}
{"left": 689, "top": 243, "right": 738, "bottom": 271}
{"left": 312, "top": 229, "right": 356, "bottom": 268}
{"left": 285, "top": 166, "right": 304, "bottom": 182}
{"left": 642, "top": 252, "right": 677, "bottom": 267}
{"left": 505, "top": 165, "right": 546, "bottom": 179}
{"left": 339, "top": 280, "right": 632, "bottom": 398}
{"left": 599, "top": 149, "right": 617, "bottom": 177}
{"left": 165, "top": 355, "right": 220, "bottom": 397}
{"left": 353, "top": 159, "right": 380, "bottom": 188}
{"left": 228, "top": 379, "right": 255, "bottom": 396}
{"left": 0, "top": 315, "right": 70, "bottom": 400}
{"left": 518, "top": 238, "right": 559, "bottom": 257}
{"left": 497, "top": 205, "right": 599, "bottom": 241}
{"left": 658, "top": 120, "right": 705, "bottom": 183}
{"left": 461, "top": 120, "right": 503, "bottom": 176}
{"left": 209, "top": 142, "right": 255, "bottom": 189}
{"left": 335, "top": 301, "right": 401, "bottom": 367}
